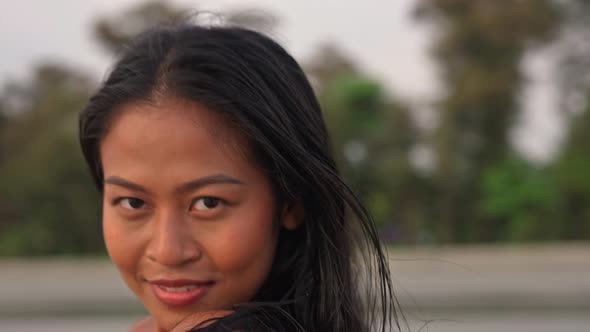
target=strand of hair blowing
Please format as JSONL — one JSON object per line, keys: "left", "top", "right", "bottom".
{"left": 164, "top": 28, "right": 369, "bottom": 332}
{"left": 79, "top": 24, "right": 401, "bottom": 332}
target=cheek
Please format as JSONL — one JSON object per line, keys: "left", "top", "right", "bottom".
{"left": 203, "top": 207, "right": 278, "bottom": 279}
{"left": 102, "top": 206, "right": 140, "bottom": 278}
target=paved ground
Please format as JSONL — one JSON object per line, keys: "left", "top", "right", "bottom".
{"left": 0, "top": 258, "right": 141, "bottom": 315}
{"left": 2, "top": 312, "right": 590, "bottom": 332}
{"left": 1, "top": 243, "right": 589, "bottom": 331}
{"left": 389, "top": 243, "right": 590, "bottom": 311}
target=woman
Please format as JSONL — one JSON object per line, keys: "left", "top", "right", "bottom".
{"left": 79, "top": 23, "right": 402, "bottom": 332}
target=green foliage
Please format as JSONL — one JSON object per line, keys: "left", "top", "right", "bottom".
{"left": 312, "top": 57, "right": 432, "bottom": 243}
{"left": 3, "top": 0, "right": 590, "bottom": 255}
{"left": 548, "top": 95, "right": 590, "bottom": 240}
{"left": 0, "top": 64, "right": 103, "bottom": 256}
{"left": 0, "top": 1, "right": 285, "bottom": 256}
{"left": 415, "top": 0, "right": 562, "bottom": 243}
{"left": 480, "top": 158, "right": 563, "bottom": 242}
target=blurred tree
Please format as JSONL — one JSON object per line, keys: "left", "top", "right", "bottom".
{"left": 479, "top": 157, "right": 564, "bottom": 242}
{"left": 94, "top": 0, "right": 187, "bottom": 54}
{"left": 223, "top": 8, "right": 279, "bottom": 33}
{"left": 415, "top": 0, "right": 561, "bottom": 242}
{"left": 0, "top": 1, "right": 283, "bottom": 256}
{"left": 305, "top": 44, "right": 359, "bottom": 93}
{"left": 306, "top": 45, "right": 428, "bottom": 243}
{"left": 94, "top": 0, "right": 277, "bottom": 55}
{"left": 7, "top": 0, "right": 588, "bottom": 256}
{"left": 550, "top": 92, "right": 590, "bottom": 240}
{"left": 555, "top": 0, "right": 590, "bottom": 114}
{"left": 0, "top": 64, "right": 102, "bottom": 255}
{"left": 550, "top": 0, "right": 590, "bottom": 240}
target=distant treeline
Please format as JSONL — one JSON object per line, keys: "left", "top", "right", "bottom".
{"left": 1, "top": 0, "right": 589, "bottom": 255}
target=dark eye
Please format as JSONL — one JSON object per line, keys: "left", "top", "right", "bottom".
{"left": 120, "top": 198, "right": 146, "bottom": 210}
{"left": 192, "top": 197, "right": 222, "bottom": 211}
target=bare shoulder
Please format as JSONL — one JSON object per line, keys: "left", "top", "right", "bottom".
{"left": 170, "top": 310, "right": 234, "bottom": 332}
{"left": 127, "top": 311, "right": 233, "bottom": 332}
{"left": 129, "top": 316, "right": 155, "bottom": 332}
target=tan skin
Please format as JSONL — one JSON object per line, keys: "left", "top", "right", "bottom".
{"left": 130, "top": 311, "right": 233, "bottom": 332}
{"left": 100, "top": 98, "right": 302, "bottom": 332}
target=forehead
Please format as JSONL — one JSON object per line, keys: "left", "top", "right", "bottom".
{"left": 103, "top": 97, "right": 250, "bottom": 160}
{"left": 98, "top": 97, "right": 264, "bottom": 189}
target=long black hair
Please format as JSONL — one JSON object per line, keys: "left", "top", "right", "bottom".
{"left": 79, "top": 23, "right": 403, "bottom": 332}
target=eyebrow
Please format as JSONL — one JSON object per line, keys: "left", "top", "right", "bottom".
{"left": 104, "top": 174, "right": 244, "bottom": 194}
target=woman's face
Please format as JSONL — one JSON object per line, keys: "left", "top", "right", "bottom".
{"left": 100, "top": 98, "right": 299, "bottom": 331}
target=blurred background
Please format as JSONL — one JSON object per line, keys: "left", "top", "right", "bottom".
{"left": 0, "top": 0, "right": 589, "bottom": 331}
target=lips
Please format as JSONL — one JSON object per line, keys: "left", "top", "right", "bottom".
{"left": 149, "top": 279, "right": 215, "bottom": 307}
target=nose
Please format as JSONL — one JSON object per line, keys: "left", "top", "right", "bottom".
{"left": 146, "top": 208, "right": 201, "bottom": 267}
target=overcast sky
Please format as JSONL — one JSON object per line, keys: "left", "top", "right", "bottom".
{"left": 0, "top": 0, "right": 436, "bottom": 98}
{"left": 0, "top": 0, "right": 562, "bottom": 162}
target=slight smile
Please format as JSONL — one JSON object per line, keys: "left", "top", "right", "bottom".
{"left": 149, "top": 279, "right": 215, "bottom": 307}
